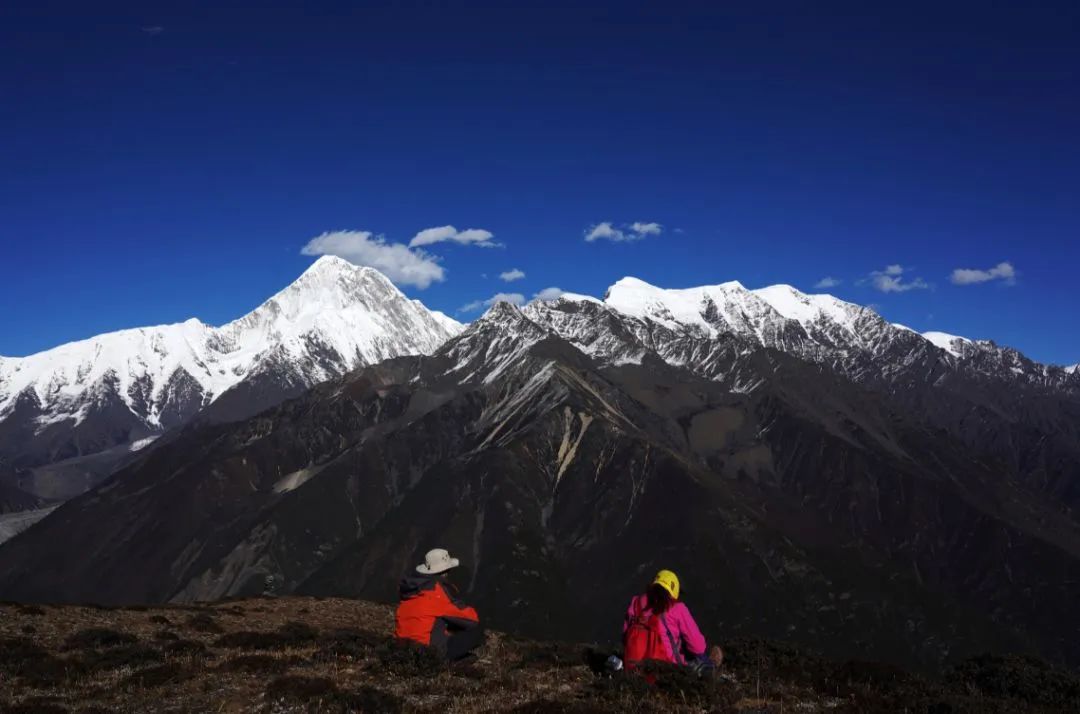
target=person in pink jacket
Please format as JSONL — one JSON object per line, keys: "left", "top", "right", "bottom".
{"left": 623, "top": 569, "right": 723, "bottom": 670}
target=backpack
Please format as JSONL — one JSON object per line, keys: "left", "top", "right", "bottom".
{"left": 623, "top": 610, "right": 676, "bottom": 670}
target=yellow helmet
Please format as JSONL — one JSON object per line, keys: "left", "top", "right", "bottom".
{"left": 652, "top": 569, "right": 680, "bottom": 599}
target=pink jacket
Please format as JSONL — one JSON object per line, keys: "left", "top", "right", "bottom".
{"left": 623, "top": 593, "right": 707, "bottom": 664}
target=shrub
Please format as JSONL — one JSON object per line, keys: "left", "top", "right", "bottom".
{"left": 214, "top": 631, "right": 285, "bottom": 650}
{"left": 164, "top": 640, "right": 209, "bottom": 657}
{"left": 185, "top": 613, "right": 223, "bottom": 634}
{"left": 81, "top": 645, "right": 164, "bottom": 671}
{"left": 313, "top": 628, "right": 384, "bottom": 661}
{"left": 642, "top": 661, "right": 739, "bottom": 710}
{"left": 218, "top": 654, "right": 293, "bottom": 674}
{"left": 118, "top": 663, "right": 189, "bottom": 689}
{"left": 947, "top": 654, "right": 1080, "bottom": 710}
{"left": 264, "top": 678, "right": 402, "bottom": 712}
{"left": 4, "top": 702, "right": 68, "bottom": 714}
{"left": 514, "top": 641, "right": 586, "bottom": 669}
{"left": 513, "top": 700, "right": 617, "bottom": 714}
{"left": 213, "top": 622, "right": 320, "bottom": 650}
{"left": 586, "top": 671, "right": 654, "bottom": 706}
{"left": 149, "top": 615, "right": 171, "bottom": 626}
{"left": 372, "top": 639, "right": 445, "bottom": 678}
{"left": 153, "top": 630, "right": 180, "bottom": 642}
{"left": 278, "top": 620, "right": 319, "bottom": 643}
{"left": 266, "top": 675, "right": 338, "bottom": 700}
{"left": 0, "top": 639, "right": 86, "bottom": 687}
{"left": 15, "top": 604, "right": 46, "bottom": 616}
{"left": 63, "top": 628, "right": 138, "bottom": 650}
{"left": 723, "top": 636, "right": 831, "bottom": 687}
{"left": 333, "top": 686, "right": 405, "bottom": 714}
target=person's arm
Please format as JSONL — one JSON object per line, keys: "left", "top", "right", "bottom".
{"left": 623, "top": 596, "right": 639, "bottom": 635}
{"left": 436, "top": 583, "right": 479, "bottom": 628}
{"left": 675, "top": 604, "right": 707, "bottom": 657}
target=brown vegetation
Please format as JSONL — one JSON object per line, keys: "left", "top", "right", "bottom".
{"left": 1, "top": 597, "right": 1077, "bottom": 712}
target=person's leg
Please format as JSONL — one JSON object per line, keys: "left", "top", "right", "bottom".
{"left": 444, "top": 625, "right": 486, "bottom": 661}
{"left": 688, "top": 653, "right": 715, "bottom": 675}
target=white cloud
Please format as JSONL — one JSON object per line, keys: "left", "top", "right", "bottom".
{"left": 584, "top": 220, "right": 663, "bottom": 242}
{"left": 585, "top": 222, "right": 626, "bottom": 242}
{"left": 950, "top": 261, "right": 1016, "bottom": 286}
{"left": 533, "top": 287, "right": 565, "bottom": 301}
{"left": 409, "top": 225, "right": 498, "bottom": 248}
{"left": 141, "top": 26, "right": 164, "bottom": 36}
{"left": 814, "top": 277, "right": 841, "bottom": 289}
{"left": 630, "top": 222, "right": 663, "bottom": 236}
{"left": 499, "top": 268, "right": 526, "bottom": 282}
{"left": 301, "top": 230, "right": 444, "bottom": 289}
{"left": 865, "top": 264, "right": 930, "bottom": 293}
{"left": 458, "top": 292, "right": 525, "bottom": 313}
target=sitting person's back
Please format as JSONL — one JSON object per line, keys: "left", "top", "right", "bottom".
{"left": 623, "top": 569, "right": 722, "bottom": 670}
{"left": 395, "top": 548, "right": 483, "bottom": 661}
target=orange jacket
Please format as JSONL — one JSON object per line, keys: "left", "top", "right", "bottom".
{"left": 395, "top": 575, "right": 479, "bottom": 646}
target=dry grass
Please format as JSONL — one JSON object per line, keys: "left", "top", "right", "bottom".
{"left": 0, "top": 597, "right": 1075, "bottom": 713}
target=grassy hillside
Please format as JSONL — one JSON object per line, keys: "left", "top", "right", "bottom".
{"left": 1, "top": 596, "right": 1077, "bottom": 713}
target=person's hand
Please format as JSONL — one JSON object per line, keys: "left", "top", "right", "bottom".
{"left": 709, "top": 645, "right": 724, "bottom": 667}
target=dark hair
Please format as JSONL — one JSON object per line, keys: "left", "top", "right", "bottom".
{"left": 646, "top": 582, "right": 676, "bottom": 614}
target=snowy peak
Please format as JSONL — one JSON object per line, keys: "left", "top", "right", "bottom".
{"left": 600, "top": 276, "right": 875, "bottom": 346}
{"left": 0, "top": 260, "right": 463, "bottom": 436}
{"left": 603, "top": 276, "right": 761, "bottom": 337}
{"left": 520, "top": 275, "right": 1073, "bottom": 395}
{"left": 921, "top": 331, "right": 973, "bottom": 358}
{"left": 227, "top": 255, "right": 404, "bottom": 329}
{"left": 751, "top": 284, "right": 866, "bottom": 332}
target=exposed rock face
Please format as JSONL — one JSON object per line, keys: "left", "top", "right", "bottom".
{"left": 0, "top": 256, "right": 462, "bottom": 498}
{"left": 1, "top": 298, "right": 1078, "bottom": 672}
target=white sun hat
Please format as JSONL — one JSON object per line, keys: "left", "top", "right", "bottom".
{"left": 416, "top": 548, "right": 460, "bottom": 575}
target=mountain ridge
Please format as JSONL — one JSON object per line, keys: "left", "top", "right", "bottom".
{"left": 0, "top": 256, "right": 463, "bottom": 498}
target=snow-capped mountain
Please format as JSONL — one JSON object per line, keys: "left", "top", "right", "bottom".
{"left": 520, "top": 276, "right": 1077, "bottom": 393}
{"left": 0, "top": 256, "right": 462, "bottom": 495}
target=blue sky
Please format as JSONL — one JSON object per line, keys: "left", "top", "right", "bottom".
{"left": 2, "top": 1, "right": 1078, "bottom": 365}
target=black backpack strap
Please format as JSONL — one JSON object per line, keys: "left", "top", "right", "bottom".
{"left": 659, "top": 612, "right": 683, "bottom": 665}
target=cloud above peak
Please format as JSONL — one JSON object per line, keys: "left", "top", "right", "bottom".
{"left": 499, "top": 268, "right": 526, "bottom": 282}
{"left": 458, "top": 292, "right": 525, "bottom": 314}
{"left": 865, "top": 264, "right": 930, "bottom": 293}
{"left": 301, "top": 230, "right": 444, "bottom": 289}
{"left": 533, "top": 287, "right": 565, "bottom": 301}
{"left": 585, "top": 221, "right": 663, "bottom": 242}
{"left": 410, "top": 225, "right": 498, "bottom": 248}
{"left": 814, "top": 277, "right": 841, "bottom": 289}
{"left": 950, "top": 261, "right": 1016, "bottom": 286}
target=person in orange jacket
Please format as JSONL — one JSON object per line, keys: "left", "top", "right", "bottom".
{"left": 395, "top": 548, "right": 484, "bottom": 661}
